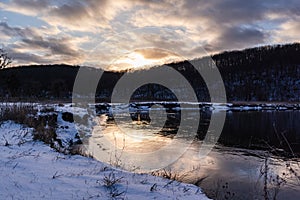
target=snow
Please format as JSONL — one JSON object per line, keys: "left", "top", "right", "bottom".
{"left": 0, "top": 121, "right": 33, "bottom": 146}
{"left": 92, "top": 102, "right": 300, "bottom": 113}
{"left": 0, "top": 121, "right": 209, "bottom": 200}
{"left": 2, "top": 101, "right": 299, "bottom": 199}
{"left": 56, "top": 112, "right": 79, "bottom": 147}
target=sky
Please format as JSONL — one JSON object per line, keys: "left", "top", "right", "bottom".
{"left": 0, "top": 0, "right": 300, "bottom": 71}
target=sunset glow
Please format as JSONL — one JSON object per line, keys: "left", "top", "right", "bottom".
{"left": 116, "top": 52, "right": 156, "bottom": 69}
{"left": 0, "top": 0, "right": 299, "bottom": 70}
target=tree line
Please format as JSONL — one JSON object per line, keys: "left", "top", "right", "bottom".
{"left": 0, "top": 43, "right": 299, "bottom": 102}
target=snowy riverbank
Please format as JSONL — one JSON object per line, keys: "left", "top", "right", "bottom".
{"left": 0, "top": 121, "right": 209, "bottom": 199}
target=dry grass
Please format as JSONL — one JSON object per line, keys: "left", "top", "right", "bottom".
{"left": 0, "top": 103, "right": 63, "bottom": 151}
{"left": 101, "top": 171, "right": 126, "bottom": 199}
{"left": 0, "top": 103, "right": 37, "bottom": 124}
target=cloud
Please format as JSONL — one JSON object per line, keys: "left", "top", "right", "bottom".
{"left": 43, "top": 1, "right": 111, "bottom": 32}
{"left": 21, "top": 37, "right": 81, "bottom": 57}
{"left": 135, "top": 48, "right": 173, "bottom": 60}
{"left": 104, "top": 47, "right": 182, "bottom": 71}
{"left": 0, "top": 0, "right": 50, "bottom": 16}
{"left": 211, "top": 26, "right": 268, "bottom": 51}
{"left": 1, "top": 0, "right": 300, "bottom": 69}
{"left": 10, "top": 0, "right": 50, "bottom": 10}
{"left": 129, "top": 0, "right": 300, "bottom": 52}
{"left": 273, "top": 16, "right": 300, "bottom": 43}
{"left": 8, "top": 50, "right": 52, "bottom": 65}
{"left": 11, "top": 36, "right": 85, "bottom": 65}
{"left": 0, "top": 22, "right": 85, "bottom": 66}
{"left": 0, "top": 21, "right": 35, "bottom": 38}
{"left": 0, "top": 0, "right": 114, "bottom": 31}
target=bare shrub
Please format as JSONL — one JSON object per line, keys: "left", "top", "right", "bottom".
{"left": 32, "top": 114, "right": 64, "bottom": 151}
{"left": 151, "top": 168, "right": 183, "bottom": 181}
{"left": 151, "top": 166, "right": 202, "bottom": 183}
{"left": 103, "top": 172, "right": 124, "bottom": 188}
{"left": 0, "top": 104, "right": 37, "bottom": 124}
{"left": 101, "top": 171, "right": 126, "bottom": 199}
{"left": 258, "top": 154, "right": 290, "bottom": 200}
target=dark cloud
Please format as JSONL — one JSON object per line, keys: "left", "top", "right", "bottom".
{"left": 8, "top": 50, "right": 51, "bottom": 64}
{"left": 181, "top": 0, "right": 300, "bottom": 25}
{"left": 0, "top": 0, "right": 51, "bottom": 16}
{"left": 4, "top": 45, "right": 53, "bottom": 65}
{"left": 21, "top": 37, "right": 81, "bottom": 57}
{"left": 50, "top": 1, "right": 91, "bottom": 21}
{"left": 0, "top": 22, "right": 34, "bottom": 37}
{"left": 44, "top": 0, "right": 115, "bottom": 30}
{"left": 8, "top": 41, "right": 84, "bottom": 65}
{"left": 208, "top": 0, "right": 267, "bottom": 24}
{"left": 10, "top": 0, "right": 50, "bottom": 10}
{"left": 217, "top": 26, "right": 267, "bottom": 50}
{"left": 190, "top": 25, "right": 268, "bottom": 56}
{"left": 0, "top": 22, "right": 84, "bottom": 66}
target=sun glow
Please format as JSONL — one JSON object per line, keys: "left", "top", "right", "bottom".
{"left": 107, "top": 48, "right": 183, "bottom": 71}
{"left": 119, "top": 52, "right": 155, "bottom": 69}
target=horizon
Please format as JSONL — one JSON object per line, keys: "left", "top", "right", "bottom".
{"left": 3, "top": 42, "right": 299, "bottom": 72}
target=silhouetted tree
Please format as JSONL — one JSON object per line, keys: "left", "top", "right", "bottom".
{"left": 0, "top": 48, "right": 12, "bottom": 69}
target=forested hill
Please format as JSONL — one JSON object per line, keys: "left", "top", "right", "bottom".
{"left": 0, "top": 43, "right": 300, "bottom": 102}
{"left": 211, "top": 43, "right": 300, "bottom": 101}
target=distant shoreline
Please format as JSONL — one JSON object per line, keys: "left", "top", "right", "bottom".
{"left": 1, "top": 98, "right": 300, "bottom": 105}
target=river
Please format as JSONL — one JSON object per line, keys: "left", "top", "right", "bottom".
{"left": 84, "top": 102, "right": 300, "bottom": 199}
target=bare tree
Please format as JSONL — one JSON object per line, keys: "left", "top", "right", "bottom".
{"left": 0, "top": 48, "right": 12, "bottom": 69}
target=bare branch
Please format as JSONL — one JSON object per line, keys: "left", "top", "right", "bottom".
{"left": 0, "top": 48, "right": 13, "bottom": 69}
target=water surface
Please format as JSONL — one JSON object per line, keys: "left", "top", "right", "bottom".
{"left": 87, "top": 103, "right": 300, "bottom": 199}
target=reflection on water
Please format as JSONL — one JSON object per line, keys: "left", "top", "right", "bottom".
{"left": 87, "top": 104, "right": 300, "bottom": 199}
{"left": 88, "top": 112, "right": 197, "bottom": 170}
{"left": 174, "top": 143, "right": 300, "bottom": 199}
{"left": 221, "top": 110, "right": 300, "bottom": 152}
{"left": 95, "top": 103, "right": 300, "bottom": 153}
{"left": 94, "top": 115, "right": 173, "bottom": 153}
